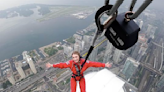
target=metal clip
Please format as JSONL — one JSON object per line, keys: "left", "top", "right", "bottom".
{"left": 126, "top": 0, "right": 153, "bottom": 21}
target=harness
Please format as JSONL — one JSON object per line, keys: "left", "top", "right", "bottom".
{"left": 71, "top": 45, "right": 94, "bottom": 81}
{"left": 71, "top": 62, "right": 83, "bottom": 81}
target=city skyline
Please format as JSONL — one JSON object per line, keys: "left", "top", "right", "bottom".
{"left": 0, "top": 2, "right": 164, "bottom": 92}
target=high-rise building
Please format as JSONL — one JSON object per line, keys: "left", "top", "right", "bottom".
{"left": 89, "top": 47, "right": 98, "bottom": 61}
{"left": 112, "top": 48, "right": 122, "bottom": 64}
{"left": 81, "top": 40, "right": 85, "bottom": 51}
{"left": 103, "top": 41, "right": 113, "bottom": 63}
{"left": 156, "top": 74, "right": 164, "bottom": 92}
{"left": 74, "top": 43, "right": 80, "bottom": 52}
{"left": 75, "top": 39, "right": 82, "bottom": 45}
{"left": 63, "top": 44, "right": 73, "bottom": 57}
{"left": 139, "top": 20, "right": 143, "bottom": 29}
{"left": 27, "top": 57, "right": 37, "bottom": 74}
{"left": 75, "top": 39, "right": 85, "bottom": 51}
{"left": 122, "top": 57, "right": 139, "bottom": 80}
{"left": 146, "top": 24, "right": 157, "bottom": 39}
{"left": 131, "top": 42, "right": 142, "bottom": 60}
{"left": 131, "top": 34, "right": 147, "bottom": 60}
{"left": 137, "top": 43, "right": 148, "bottom": 61}
{"left": 83, "top": 35, "right": 93, "bottom": 48}
{"left": 73, "top": 34, "right": 82, "bottom": 40}
{"left": 15, "top": 62, "right": 26, "bottom": 79}
{"left": 7, "top": 71, "right": 15, "bottom": 85}
{"left": 22, "top": 51, "right": 37, "bottom": 74}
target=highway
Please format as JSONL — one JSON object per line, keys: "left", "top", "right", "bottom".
{"left": 138, "top": 41, "right": 156, "bottom": 92}
{"left": 4, "top": 68, "right": 57, "bottom": 92}
{"left": 152, "top": 39, "right": 163, "bottom": 71}
{"left": 139, "top": 37, "right": 164, "bottom": 92}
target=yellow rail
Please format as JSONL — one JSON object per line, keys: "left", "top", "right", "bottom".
{"left": 82, "top": 38, "right": 107, "bottom": 57}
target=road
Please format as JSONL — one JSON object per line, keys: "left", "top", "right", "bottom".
{"left": 4, "top": 68, "right": 56, "bottom": 92}
{"left": 138, "top": 41, "right": 155, "bottom": 92}
{"left": 139, "top": 37, "right": 164, "bottom": 92}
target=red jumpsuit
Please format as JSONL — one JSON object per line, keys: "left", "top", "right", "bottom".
{"left": 53, "top": 58, "right": 105, "bottom": 92}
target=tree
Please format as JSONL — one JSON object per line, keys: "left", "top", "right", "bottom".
{"left": 58, "top": 46, "right": 63, "bottom": 50}
{"left": 66, "top": 37, "right": 75, "bottom": 44}
{"left": 44, "top": 47, "right": 58, "bottom": 56}
{"left": 2, "top": 80, "right": 11, "bottom": 89}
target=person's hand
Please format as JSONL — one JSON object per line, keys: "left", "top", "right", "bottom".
{"left": 46, "top": 62, "right": 53, "bottom": 69}
{"left": 105, "top": 62, "right": 112, "bottom": 68}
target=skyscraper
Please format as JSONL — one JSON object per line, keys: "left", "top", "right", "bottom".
{"left": 156, "top": 74, "right": 164, "bottom": 92}
{"left": 7, "top": 71, "right": 15, "bottom": 85}
{"left": 73, "top": 34, "right": 82, "bottom": 40}
{"left": 112, "top": 48, "right": 122, "bottom": 64}
{"left": 131, "top": 42, "right": 142, "bottom": 60}
{"left": 63, "top": 44, "right": 73, "bottom": 57}
{"left": 139, "top": 20, "right": 143, "bottom": 29}
{"left": 75, "top": 38, "right": 85, "bottom": 51}
{"left": 131, "top": 34, "right": 147, "bottom": 60}
{"left": 122, "top": 57, "right": 139, "bottom": 80}
{"left": 74, "top": 43, "right": 80, "bottom": 52}
{"left": 15, "top": 62, "right": 26, "bottom": 79}
{"left": 83, "top": 35, "right": 93, "bottom": 48}
{"left": 27, "top": 57, "right": 37, "bottom": 74}
{"left": 146, "top": 24, "right": 157, "bottom": 39}
{"left": 22, "top": 51, "right": 37, "bottom": 74}
{"left": 89, "top": 47, "right": 98, "bottom": 61}
{"left": 137, "top": 43, "right": 148, "bottom": 61}
{"left": 81, "top": 40, "right": 85, "bottom": 51}
{"left": 103, "top": 41, "right": 113, "bottom": 63}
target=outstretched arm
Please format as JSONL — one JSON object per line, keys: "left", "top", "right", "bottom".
{"left": 105, "top": 62, "right": 112, "bottom": 68}
{"left": 46, "top": 61, "right": 70, "bottom": 69}
{"left": 87, "top": 60, "right": 112, "bottom": 68}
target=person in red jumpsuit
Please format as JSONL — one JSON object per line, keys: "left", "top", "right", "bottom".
{"left": 46, "top": 51, "right": 112, "bottom": 92}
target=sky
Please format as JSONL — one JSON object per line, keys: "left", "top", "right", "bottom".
{"left": 0, "top": 0, "right": 163, "bottom": 11}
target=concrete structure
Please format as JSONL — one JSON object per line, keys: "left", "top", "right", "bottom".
{"left": 27, "top": 57, "right": 37, "bottom": 74}
{"left": 83, "top": 35, "right": 93, "bottom": 47}
{"left": 76, "top": 69, "right": 126, "bottom": 92}
{"left": 131, "top": 42, "right": 142, "bottom": 60}
{"left": 146, "top": 24, "right": 157, "bottom": 39}
{"left": 89, "top": 47, "right": 98, "bottom": 61}
{"left": 22, "top": 51, "right": 37, "bottom": 74}
{"left": 81, "top": 40, "right": 85, "bottom": 51}
{"left": 103, "top": 41, "right": 113, "bottom": 63}
{"left": 122, "top": 57, "right": 139, "bottom": 80}
{"left": 74, "top": 43, "right": 80, "bottom": 52}
{"left": 75, "top": 39, "right": 85, "bottom": 51}
{"left": 15, "top": 62, "right": 26, "bottom": 79}
{"left": 63, "top": 44, "right": 73, "bottom": 57}
{"left": 73, "top": 34, "right": 82, "bottom": 40}
{"left": 7, "top": 71, "right": 15, "bottom": 85}
{"left": 0, "top": 60, "right": 11, "bottom": 77}
{"left": 13, "top": 72, "right": 21, "bottom": 81}
{"left": 137, "top": 43, "right": 148, "bottom": 61}
{"left": 139, "top": 20, "right": 143, "bottom": 29}
{"left": 131, "top": 34, "right": 147, "bottom": 60}
{"left": 112, "top": 48, "right": 122, "bottom": 64}
{"left": 156, "top": 74, "right": 164, "bottom": 92}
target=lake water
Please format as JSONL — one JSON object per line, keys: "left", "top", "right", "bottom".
{"left": 0, "top": 13, "right": 95, "bottom": 60}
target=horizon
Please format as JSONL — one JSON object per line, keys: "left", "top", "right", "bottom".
{"left": 0, "top": 0, "right": 163, "bottom": 11}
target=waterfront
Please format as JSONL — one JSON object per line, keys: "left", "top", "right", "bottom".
{"left": 0, "top": 12, "right": 95, "bottom": 60}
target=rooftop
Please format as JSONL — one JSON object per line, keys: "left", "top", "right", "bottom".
{"left": 76, "top": 69, "right": 125, "bottom": 92}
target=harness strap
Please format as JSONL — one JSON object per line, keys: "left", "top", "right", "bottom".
{"left": 71, "top": 63, "right": 84, "bottom": 81}
{"left": 71, "top": 73, "right": 83, "bottom": 81}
